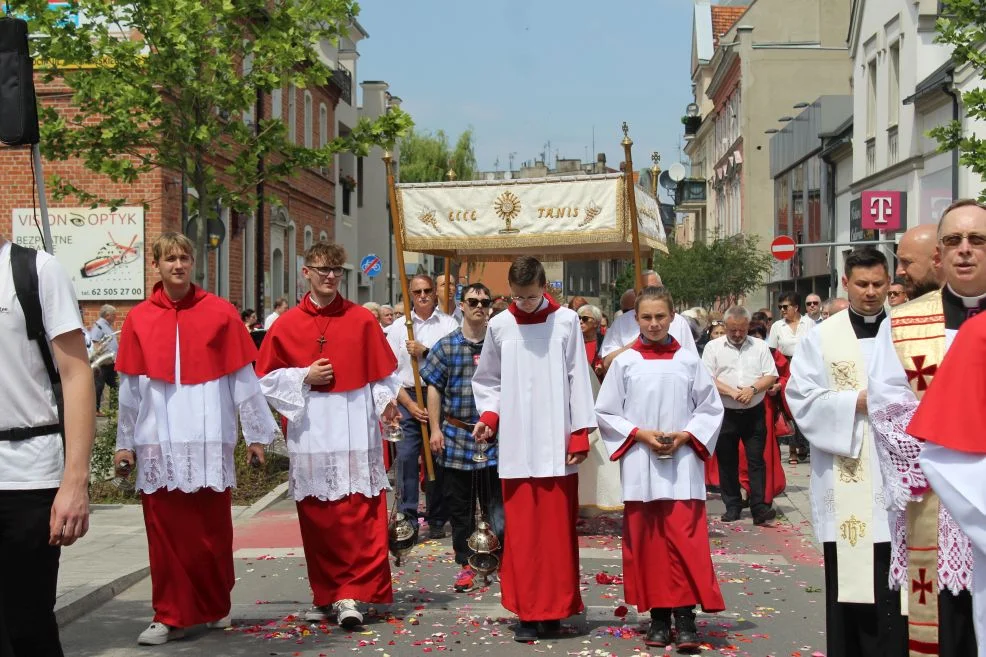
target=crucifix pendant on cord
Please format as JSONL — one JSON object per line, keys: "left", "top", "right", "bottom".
{"left": 316, "top": 335, "right": 327, "bottom": 353}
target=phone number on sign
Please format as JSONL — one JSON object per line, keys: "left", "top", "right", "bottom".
{"left": 78, "top": 288, "right": 144, "bottom": 298}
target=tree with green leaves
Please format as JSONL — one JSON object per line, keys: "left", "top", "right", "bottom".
{"left": 652, "top": 233, "right": 773, "bottom": 310}
{"left": 399, "top": 127, "right": 477, "bottom": 183}
{"left": 12, "top": 0, "right": 412, "bottom": 283}
{"left": 931, "top": 0, "right": 986, "bottom": 199}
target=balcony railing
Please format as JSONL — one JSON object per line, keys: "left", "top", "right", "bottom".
{"left": 866, "top": 137, "right": 876, "bottom": 175}
{"left": 330, "top": 67, "right": 352, "bottom": 106}
{"left": 888, "top": 126, "right": 899, "bottom": 166}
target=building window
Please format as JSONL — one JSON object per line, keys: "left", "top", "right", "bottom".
{"left": 866, "top": 59, "right": 877, "bottom": 138}
{"left": 319, "top": 103, "right": 328, "bottom": 148}
{"left": 304, "top": 91, "right": 313, "bottom": 148}
{"left": 357, "top": 157, "right": 364, "bottom": 208}
{"left": 304, "top": 226, "right": 313, "bottom": 250}
{"left": 288, "top": 84, "right": 297, "bottom": 144}
{"left": 271, "top": 87, "right": 282, "bottom": 120}
{"left": 888, "top": 42, "right": 900, "bottom": 127}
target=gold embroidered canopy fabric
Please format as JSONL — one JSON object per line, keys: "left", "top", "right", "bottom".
{"left": 395, "top": 173, "right": 668, "bottom": 261}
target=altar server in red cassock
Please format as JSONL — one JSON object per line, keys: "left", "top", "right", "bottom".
{"left": 595, "top": 287, "right": 725, "bottom": 653}
{"left": 256, "top": 241, "right": 400, "bottom": 630}
{"left": 471, "top": 256, "right": 597, "bottom": 643}
{"left": 114, "top": 233, "right": 279, "bottom": 646}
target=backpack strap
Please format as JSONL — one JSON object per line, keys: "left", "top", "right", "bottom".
{"left": 10, "top": 243, "right": 64, "bottom": 434}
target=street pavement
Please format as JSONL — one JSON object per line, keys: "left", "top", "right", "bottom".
{"left": 59, "top": 463, "right": 827, "bottom": 656}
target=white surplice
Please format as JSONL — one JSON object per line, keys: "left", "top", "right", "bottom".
{"left": 599, "top": 311, "right": 697, "bottom": 358}
{"left": 116, "top": 333, "right": 280, "bottom": 494}
{"left": 866, "top": 319, "right": 972, "bottom": 594}
{"left": 471, "top": 305, "right": 597, "bottom": 479}
{"left": 259, "top": 368, "right": 400, "bottom": 501}
{"left": 578, "top": 373, "right": 623, "bottom": 512}
{"left": 595, "top": 347, "right": 723, "bottom": 502}
{"left": 785, "top": 325, "right": 890, "bottom": 545}
{"left": 920, "top": 444, "right": 986, "bottom": 657}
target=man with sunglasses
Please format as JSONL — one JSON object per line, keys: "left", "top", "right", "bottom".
{"left": 385, "top": 274, "right": 459, "bottom": 539}
{"left": 805, "top": 294, "right": 823, "bottom": 322}
{"left": 866, "top": 200, "right": 986, "bottom": 657}
{"left": 420, "top": 283, "right": 503, "bottom": 593}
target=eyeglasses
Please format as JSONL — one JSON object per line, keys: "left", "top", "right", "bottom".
{"left": 806, "top": 301, "right": 820, "bottom": 306}
{"left": 579, "top": 315, "right": 594, "bottom": 323}
{"left": 888, "top": 291, "right": 903, "bottom": 298}
{"left": 511, "top": 295, "right": 541, "bottom": 302}
{"left": 778, "top": 304, "right": 793, "bottom": 310}
{"left": 306, "top": 265, "right": 345, "bottom": 278}
{"left": 464, "top": 298, "right": 492, "bottom": 308}
{"left": 411, "top": 288, "right": 434, "bottom": 296}
{"left": 941, "top": 232, "right": 986, "bottom": 248}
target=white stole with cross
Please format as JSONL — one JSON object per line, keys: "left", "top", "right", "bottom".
{"left": 819, "top": 311, "right": 875, "bottom": 604}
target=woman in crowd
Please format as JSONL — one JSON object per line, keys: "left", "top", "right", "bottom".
{"left": 578, "top": 304, "right": 605, "bottom": 382}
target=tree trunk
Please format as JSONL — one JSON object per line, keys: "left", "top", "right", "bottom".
{"left": 192, "top": 165, "right": 210, "bottom": 289}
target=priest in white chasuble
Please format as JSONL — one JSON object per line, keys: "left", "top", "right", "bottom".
{"left": 471, "top": 256, "right": 596, "bottom": 644}
{"left": 256, "top": 241, "right": 401, "bottom": 630}
{"left": 886, "top": 200, "right": 986, "bottom": 657}
{"left": 786, "top": 248, "right": 905, "bottom": 657}
{"left": 595, "top": 287, "right": 724, "bottom": 652}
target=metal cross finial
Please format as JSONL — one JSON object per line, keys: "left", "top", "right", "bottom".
{"left": 651, "top": 152, "right": 661, "bottom": 166}
{"left": 621, "top": 122, "right": 629, "bottom": 138}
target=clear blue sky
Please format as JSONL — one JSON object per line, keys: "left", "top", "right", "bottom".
{"left": 356, "top": 0, "right": 695, "bottom": 179}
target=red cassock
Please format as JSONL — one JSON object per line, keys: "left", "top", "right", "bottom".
{"left": 622, "top": 500, "right": 725, "bottom": 612}
{"left": 116, "top": 284, "right": 257, "bottom": 628}
{"left": 256, "top": 293, "right": 398, "bottom": 606}
{"left": 705, "top": 349, "right": 789, "bottom": 504}
{"left": 500, "top": 475, "right": 584, "bottom": 621}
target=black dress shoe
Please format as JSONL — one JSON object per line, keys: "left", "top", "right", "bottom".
{"left": 645, "top": 614, "right": 671, "bottom": 647}
{"left": 720, "top": 509, "right": 741, "bottom": 522}
{"left": 513, "top": 621, "right": 538, "bottom": 642}
{"left": 538, "top": 620, "right": 562, "bottom": 637}
{"left": 428, "top": 525, "right": 447, "bottom": 539}
{"left": 753, "top": 507, "right": 777, "bottom": 526}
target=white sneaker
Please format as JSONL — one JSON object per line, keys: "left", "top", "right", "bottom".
{"left": 304, "top": 606, "right": 331, "bottom": 622}
{"left": 207, "top": 615, "right": 231, "bottom": 629}
{"left": 332, "top": 599, "right": 363, "bottom": 629}
{"left": 137, "top": 621, "right": 185, "bottom": 645}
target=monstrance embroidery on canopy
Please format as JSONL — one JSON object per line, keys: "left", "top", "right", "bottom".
{"left": 494, "top": 191, "right": 521, "bottom": 234}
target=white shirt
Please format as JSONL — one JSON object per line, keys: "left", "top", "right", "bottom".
{"left": 701, "top": 335, "right": 778, "bottom": 409}
{"left": 472, "top": 304, "right": 597, "bottom": 479}
{"left": 767, "top": 315, "right": 815, "bottom": 357}
{"left": 596, "top": 347, "right": 723, "bottom": 502}
{"left": 116, "top": 330, "right": 280, "bottom": 494}
{"left": 385, "top": 309, "right": 458, "bottom": 387}
{"left": 0, "top": 242, "right": 83, "bottom": 489}
{"left": 89, "top": 316, "right": 118, "bottom": 355}
{"left": 263, "top": 310, "right": 281, "bottom": 330}
{"left": 599, "top": 310, "right": 698, "bottom": 358}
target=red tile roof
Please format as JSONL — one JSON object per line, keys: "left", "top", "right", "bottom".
{"left": 711, "top": 5, "right": 748, "bottom": 46}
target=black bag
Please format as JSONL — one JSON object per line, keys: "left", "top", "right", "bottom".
{"left": 9, "top": 243, "right": 64, "bottom": 439}
{"left": 0, "top": 17, "right": 41, "bottom": 146}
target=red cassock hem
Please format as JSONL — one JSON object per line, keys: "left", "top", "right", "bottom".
{"left": 142, "top": 488, "right": 234, "bottom": 628}
{"left": 501, "top": 475, "right": 583, "bottom": 621}
{"left": 622, "top": 500, "right": 725, "bottom": 613}
{"left": 296, "top": 493, "right": 393, "bottom": 606}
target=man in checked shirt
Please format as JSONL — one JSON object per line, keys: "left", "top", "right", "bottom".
{"left": 421, "top": 282, "right": 505, "bottom": 593}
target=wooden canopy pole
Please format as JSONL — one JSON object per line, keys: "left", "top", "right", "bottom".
{"left": 621, "top": 122, "right": 644, "bottom": 292}
{"left": 383, "top": 150, "right": 435, "bottom": 482}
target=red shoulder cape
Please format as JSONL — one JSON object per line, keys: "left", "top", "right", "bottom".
{"left": 115, "top": 283, "right": 257, "bottom": 384}
{"left": 507, "top": 293, "right": 561, "bottom": 324}
{"left": 907, "top": 312, "right": 986, "bottom": 453}
{"left": 255, "top": 292, "right": 397, "bottom": 393}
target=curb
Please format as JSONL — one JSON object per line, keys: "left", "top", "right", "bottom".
{"left": 56, "top": 565, "right": 150, "bottom": 628}
{"left": 236, "top": 480, "right": 290, "bottom": 524}
{"left": 56, "top": 482, "right": 290, "bottom": 628}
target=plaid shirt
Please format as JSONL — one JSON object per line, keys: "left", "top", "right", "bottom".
{"left": 420, "top": 329, "right": 497, "bottom": 471}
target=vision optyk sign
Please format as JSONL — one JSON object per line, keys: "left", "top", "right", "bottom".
{"left": 861, "top": 191, "right": 906, "bottom": 232}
